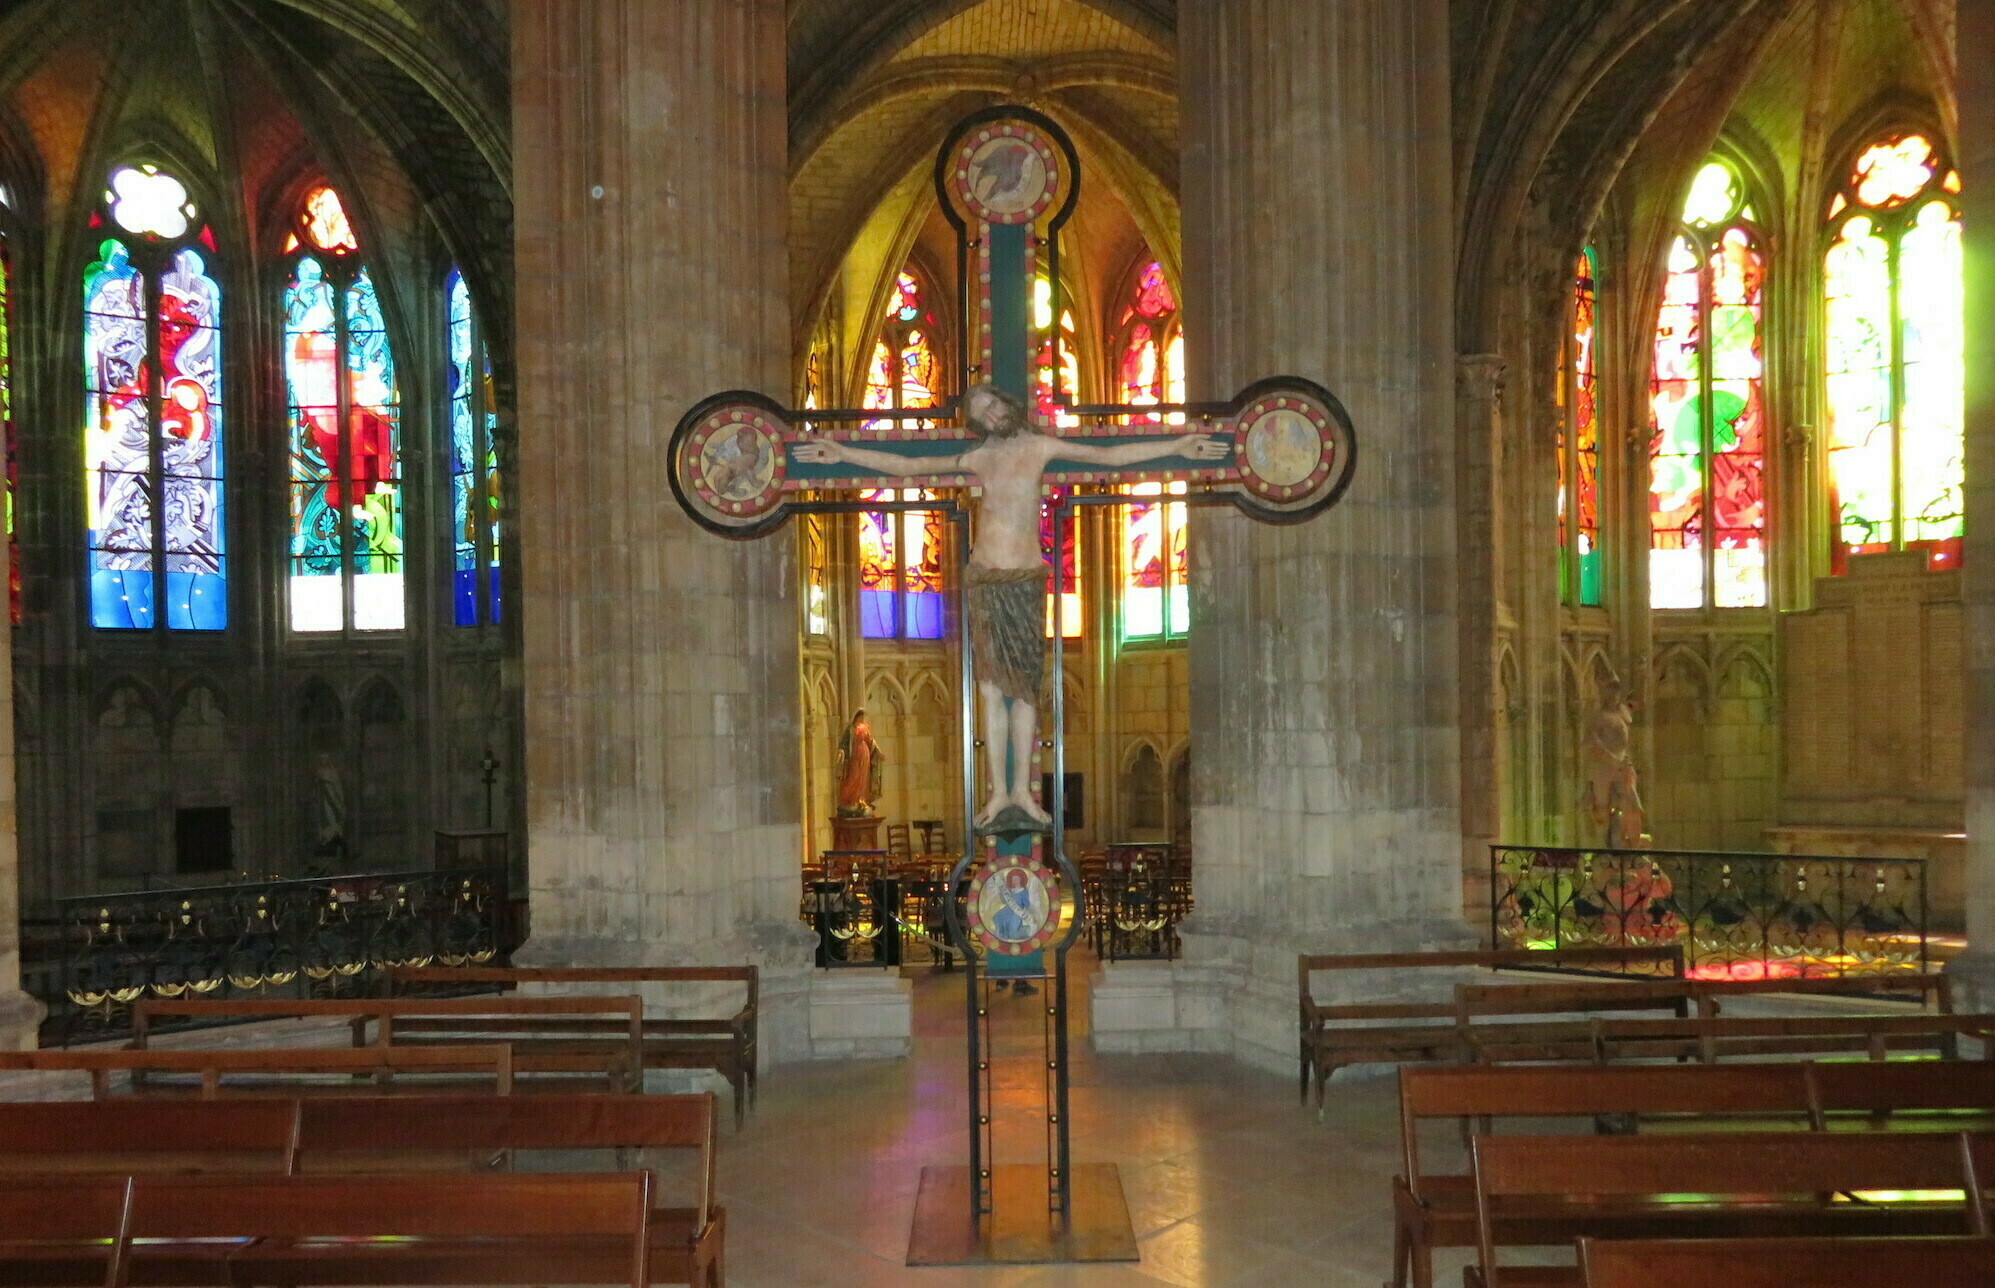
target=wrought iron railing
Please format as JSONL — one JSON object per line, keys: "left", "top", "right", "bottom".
{"left": 24, "top": 867, "right": 514, "bottom": 1045}
{"left": 1489, "top": 845, "right": 1930, "bottom": 979}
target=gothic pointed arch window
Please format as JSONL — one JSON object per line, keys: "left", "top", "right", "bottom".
{"left": 1823, "top": 131, "right": 1962, "bottom": 572}
{"left": 283, "top": 184, "right": 403, "bottom": 633}
{"left": 1648, "top": 156, "right": 1768, "bottom": 610}
{"left": 446, "top": 266, "right": 500, "bottom": 625}
{"left": 84, "top": 163, "right": 227, "bottom": 630}
{"left": 859, "top": 269, "right": 945, "bottom": 640}
{"left": 1116, "top": 259, "right": 1188, "bottom": 642}
{"left": 1559, "top": 247, "right": 1602, "bottom": 607}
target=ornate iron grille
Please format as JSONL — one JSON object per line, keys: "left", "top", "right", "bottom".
{"left": 1489, "top": 845, "right": 1930, "bottom": 979}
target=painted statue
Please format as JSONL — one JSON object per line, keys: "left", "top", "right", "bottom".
{"left": 798, "top": 384, "right": 1226, "bottom": 830}
{"left": 834, "top": 708, "right": 886, "bottom": 818}
{"left": 1583, "top": 680, "right": 1646, "bottom": 848}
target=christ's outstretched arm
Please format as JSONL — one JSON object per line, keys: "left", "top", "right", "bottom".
{"left": 1051, "top": 432, "right": 1229, "bottom": 468}
{"left": 793, "top": 438, "right": 968, "bottom": 476}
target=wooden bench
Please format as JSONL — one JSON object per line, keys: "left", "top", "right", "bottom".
{"left": 0, "top": 1097, "right": 297, "bottom": 1175}
{"left": 0, "top": 1044, "right": 517, "bottom": 1097}
{"left": 1298, "top": 946, "right": 1686, "bottom": 1105}
{"left": 1513, "top": 1011, "right": 1995, "bottom": 1065}
{"left": 1576, "top": 1235, "right": 1995, "bottom": 1288}
{"left": 123, "top": 1171, "right": 654, "bottom": 1288}
{"left": 298, "top": 1093, "right": 724, "bottom": 1286}
{"left": 1392, "top": 1062, "right": 1820, "bottom": 1288}
{"left": 1811, "top": 1058, "right": 1995, "bottom": 1131}
{"left": 390, "top": 966, "right": 760, "bottom": 1126}
{"left": 0, "top": 1176, "right": 130, "bottom": 1287}
{"left": 132, "top": 994, "right": 645, "bottom": 1092}
{"left": 1468, "top": 1130, "right": 1982, "bottom": 1287}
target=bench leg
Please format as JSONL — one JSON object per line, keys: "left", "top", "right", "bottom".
{"left": 732, "top": 1072, "right": 747, "bottom": 1131}
{"left": 1409, "top": 1236, "right": 1434, "bottom": 1288}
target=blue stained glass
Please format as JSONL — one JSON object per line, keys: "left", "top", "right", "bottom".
{"left": 448, "top": 269, "right": 477, "bottom": 625}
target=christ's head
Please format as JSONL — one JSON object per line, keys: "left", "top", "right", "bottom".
{"left": 965, "top": 383, "right": 1031, "bottom": 440}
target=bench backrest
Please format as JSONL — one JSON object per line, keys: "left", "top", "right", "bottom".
{"left": 1397, "top": 1063, "right": 1816, "bottom": 1201}
{"left": 0, "top": 1173, "right": 133, "bottom": 1238}
{"left": 1809, "top": 1059, "right": 1995, "bottom": 1118}
{"left": 1453, "top": 979, "right": 1694, "bottom": 1021}
{"left": 1299, "top": 946, "right": 1684, "bottom": 1012}
{"left": 0, "top": 1044, "right": 517, "bottom": 1095}
{"left": 133, "top": 994, "right": 644, "bottom": 1034}
{"left": 1471, "top": 1130, "right": 1978, "bottom": 1277}
{"left": 1693, "top": 972, "right": 1953, "bottom": 1013}
{"left": 389, "top": 965, "right": 757, "bottom": 1015}
{"left": 1577, "top": 1235, "right": 1995, "bottom": 1288}
{"left": 0, "top": 1097, "right": 298, "bottom": 1171}
{"left": 298, "top": 1092, "right": 717, "bottom": 1230}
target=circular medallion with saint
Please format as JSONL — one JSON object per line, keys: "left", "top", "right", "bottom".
{"left": 965, "top": 853, "right": 1062, "bottom": 957}
{"left": 1228, "top": 380, "right": 1357, "bottom": 520}
{"left": 951, "top": 125, "right": 1062, "bottom": 226}
{"left": 671, "top": 398, "right": 789, "bottom": 533}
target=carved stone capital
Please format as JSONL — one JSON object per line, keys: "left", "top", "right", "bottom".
{"left": 1455, "top": 352, "right": 1508, "bottom": 404}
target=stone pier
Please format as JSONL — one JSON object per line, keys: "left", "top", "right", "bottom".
{"left": 1092, "top": 0, "right": 1469, "bottom": 1070}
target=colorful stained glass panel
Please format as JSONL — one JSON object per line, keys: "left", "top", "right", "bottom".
{"left": 1649, "top": 236, "right": 1704, "bottom": 609}
{"left": 286, "top": 256, "right": 341, "bottom": 632}
{"left": 1897, "top": 198, "right": 1963, "bottom": 561}
{"left": 157, "top": 248, "right": 225, "bottom": 628}
{"left": 85, "top": 239, "right": 153, "bottom": 628}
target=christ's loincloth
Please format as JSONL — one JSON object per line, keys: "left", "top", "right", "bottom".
{"left": 967, "top": 566, "right": 1047, "bottom": 704}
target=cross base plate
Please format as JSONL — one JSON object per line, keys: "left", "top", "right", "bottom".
{"left": 905, "top": 1164, "right": 1139, "bottom": 1265}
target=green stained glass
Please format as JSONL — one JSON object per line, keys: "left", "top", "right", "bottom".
{"left": 1822, "top": 132, "right": 1963, "bottom": 571}
{"left": 1824, "top": 215, "right": 1894, "bottom": 551}
{"left": 1897, "top": 199, "right": 1963, "bottom": 548}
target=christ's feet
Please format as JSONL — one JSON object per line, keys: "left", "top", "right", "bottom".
{"left": 974, "top": 795, "right": 1010, "bottom": 827}
{"left": 1010, "top": 791, "right": 1052, "bottom": 825}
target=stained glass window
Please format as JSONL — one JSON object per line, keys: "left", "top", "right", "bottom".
{"left": 84, "top": 164, "right": 227, "bottom": 630}
{"left": 1823, "top": 132, "right": 1963, "bottom": 571}
{"left": 1559, "top": 248, "right": 1602, "bottom": 607}
{"left": 1032, "top": 275, "right": 1082, "bottom": 637}
{"left": 1116, "top": 260, "right": 1188, "bottom": 641}
{"left": 284, "top": 184, "right": 402, "bottom": 633}
{"left": 446, "top": 267, "right": 500, "bottom": 625}
{"left": 1648, "top": 157, "right": 1767, "bottom": 610}
{"left": 859, "top": 270, "right": 945, "bottom": 640}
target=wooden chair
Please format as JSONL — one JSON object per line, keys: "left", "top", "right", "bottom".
{"left": 1391, "top": 1062, "right": 1818, "bottom": 1288}
{"left": 126, "top": 1171, "right": 654, "bottom": 1288}
{"left": 0, "top": 1097, "right": 298, "bottom": 1175}
{"left": 297, "top": 1093, "right": 724, "bottom": 1287}
{"left": 389, "top": 965, "right": 760, "bottom": 1127}
{"left": 1468, "top": 1130, "right": 1980, "bottom": 1287}
{"left": 884, "top": 823, "right": 912, "bottom": 859}
{"left": 0, "top": 1176, "right": 130, "bottom": 1288}
{"left": 1576, "top": 1236, "right": 1995, "bottom": 1288}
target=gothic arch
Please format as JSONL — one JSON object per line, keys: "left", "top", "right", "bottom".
{"left": 167, "top": 677, "right": 230, "bottom": 727}
{"left": 92, "top": 676, "right": 164, "bottom": 728}
{"left": 863, "top": 670, "right": 912, "bottom": 717}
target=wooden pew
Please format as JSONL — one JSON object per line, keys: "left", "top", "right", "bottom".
{"left": 0, "top": 1044, "right": 516, "bottom": 1096}
{"left": 1391, "top": 1062, "right": 1819, "bottom": 1288}
{"left": 0, "top": 1097, "right": 297, "bottom": 1175}
{"left": 1452, "top": 974, "right": 1962, "bottom": 1066}
{"left": 1576, "top": 1235, "right": 1995, "bottom": 1288}
{"left": 131, "top": 994, "right": 644, "bottom": 1091}
{"left": 1298, "top": 946, "right": 1686, "bottom": 1105}
{"left": 124, "top": 1171, "right": 654, "bottom": 1288}
{"left": 1468, "top": 1130, "right": 1981, "bottom": 1288}
{"left": 298, "top": 1093, "right": 724, "bottom": 1286}
{"left": 1563, "top": 1011, "right": 1995, "bottom": 1064}
{"left": 390, "top": 965, "right": 760, "bottom": 1127}
{"left": 0, "top": 1176, "right": 130, "bottom": 1288}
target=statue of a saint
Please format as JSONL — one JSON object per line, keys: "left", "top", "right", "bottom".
{"left": 834, "top": 708, "right": 885, "bottom": 818}
{"left": 798, "top": 384, "right": 1226, "bottom": 830}
{"left": 313, "top": 752, "right": 348, "bottom": 859}
{"left": 1583, "top": 680, "right": 1646, "bottom": 847}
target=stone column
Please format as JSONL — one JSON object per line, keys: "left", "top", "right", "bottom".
{"left": 1955, "top": 0, "right": 1995, "bottom": 1001}
{"left": 0, "top": 536, "right": 40, "bottom": 1048}
{"left": 1091, "top": 0, "right": 1466, "bottom": 1070}
{"left": 513, "top": 0, "right": 834, "bottom": 1060}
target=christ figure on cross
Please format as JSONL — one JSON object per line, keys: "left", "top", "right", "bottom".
{"left": 796, "top": 384, "right": 1228, "bottom": 830}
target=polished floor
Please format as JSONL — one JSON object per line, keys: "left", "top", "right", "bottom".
{"left": 708, "top": 957, "right": 1424, "bottom": 1288}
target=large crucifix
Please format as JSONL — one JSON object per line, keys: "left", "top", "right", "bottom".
{"left": 668, "top": 105, "right": 1356, "bottom": 1256}
{"left": 669, "top": 107, "right": 1357, "bottom": 838}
